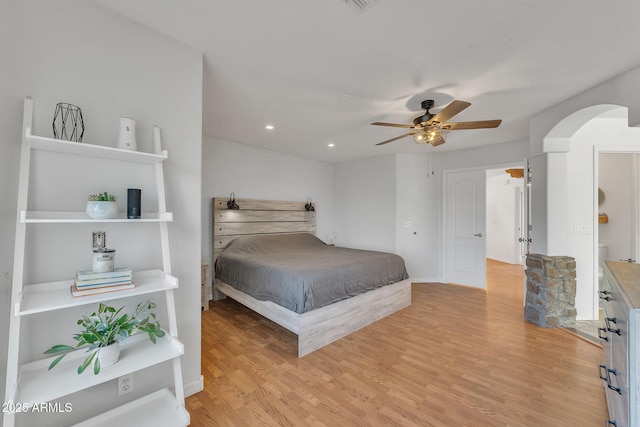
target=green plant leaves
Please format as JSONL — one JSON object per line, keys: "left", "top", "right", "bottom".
{"left": 43, "top": 344, "right": 75, "bottom": 354}
{"left": 77, "top": 351, "right": 97, "bottom": 375}
{"left": 47, "top": 354, "right": 67, "bottom": 371}
{"left": 93, "top": 355, "right": 101, "bottom": 375}
{"left": 88, "top": 192, "right": 118, "bottom": 202}
{"left": 44, "top": 299, "right": 163, "bottom": 375}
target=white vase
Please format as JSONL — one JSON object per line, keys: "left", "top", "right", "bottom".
{"left": 117, "top": 117, "right": 137, "bottom": 151}
{"left": 98, "top": 342, "right": 120, "bottom": 367}
{"left": 86, "top": 201, "right": 118, "bottom": 219}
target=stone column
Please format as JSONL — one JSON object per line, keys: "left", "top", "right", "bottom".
{"left": 524, "top": 254, "right": 577, "bottom": 328}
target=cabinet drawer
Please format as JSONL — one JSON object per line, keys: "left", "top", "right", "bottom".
{"left": 605, "top": 383, "right": 628, "bottom": 427}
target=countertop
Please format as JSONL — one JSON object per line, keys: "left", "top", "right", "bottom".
{"left": 605, "top": 260, "right": 640, "bottom": 309}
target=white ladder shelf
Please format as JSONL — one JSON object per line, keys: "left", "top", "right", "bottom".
{"left": 3, "top": 97, "right": 189, "bottom": 426}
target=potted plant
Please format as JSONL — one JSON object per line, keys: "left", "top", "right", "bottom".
{"left": 44, "top": 300, "right": 165, "bottom": 375}
{"left": 86, "top": 191, "right": 118, "bottom": 219}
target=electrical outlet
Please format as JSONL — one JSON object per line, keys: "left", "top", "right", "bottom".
{"left": 118, "top": 373, "right": 133, "bottom": 396}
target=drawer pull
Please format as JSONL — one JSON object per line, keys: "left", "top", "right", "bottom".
{"left": 598, "top": 365, "right": 622, "bottom": 395}
{"left": 598, "top": 290, "right": 612, "bottom": 301}
{"left": 597, "top": 327, "right": 609, "bottom": 342}
{"left": 607, "top": 420, "right": 618, "bottom": 427}
{"left": 599, "top": 364, "right": 608, "bottom": 381}
{"left": 605, "top": 317, "right": 621, "bottom": 336}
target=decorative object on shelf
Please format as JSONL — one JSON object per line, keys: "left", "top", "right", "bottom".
{"left": 117, "top": 117, "right": 137, "bottom": 150}
{"left": 97, "top": 341, "right": 120, "bottom": 368}
{"left": 52, "top": 102, "right": 84, "bottom": 142}
{"left": 92, "top": 248, "right": 116, "bottom": 273}
{"left": 43, "top": 300, "right": 165, "bottom": 375}
{"left": 91, "top": 230, "right": 115, "bottom": 273}
{"left": 227, "top": 192, "right": 239, "bottom": 210}
{"left": 72, "top": 267, "right": 134, "bottom": 298}
{"left": 92, "top": 231, "right": 106, "bottom": 248}
{"left": 598, "top": 187, "right": 606, "bottom": 207}
{"left": 599, "top": 213, "right": 609, "bottom": 224}
{"left": 127, "top": 188, "right": 141, "bottom": 219}
{"left": 86, "top": 192, "right": 118, "bottom": 219}
{"left": 305, "top": 197, "right": 315, "bottom": 212}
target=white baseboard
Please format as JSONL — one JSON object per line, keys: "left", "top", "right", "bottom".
{"left": 184, "top": 375, "right": 205, "bottom": 397}
{"left": 410, "top": 277, "right": 444, "bottom": 283}
{"left": 487, "top": 255, "right": 518, "bottom": 265}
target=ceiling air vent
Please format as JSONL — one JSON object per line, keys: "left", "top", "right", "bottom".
{"left": 345, "top": 0, "right": 381, "bottom": 13}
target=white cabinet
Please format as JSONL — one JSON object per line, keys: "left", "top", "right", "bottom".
{"left": 600, "top": 261, "right": 640, "bottom": 427}
{"left": 3, "top": 97, "right": 189, "bottom": 426}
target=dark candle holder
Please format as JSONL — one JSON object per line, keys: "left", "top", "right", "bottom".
{"left": 53, "top": 103, "right": 84, "bottom": 142}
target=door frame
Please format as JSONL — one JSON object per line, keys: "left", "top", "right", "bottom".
{"left": 593, "top": 146, "right": 640, "bottom": 313}
{"left": 515, "top": 185, "right": 526, "bottom": 265}
{"left": 442, "top": 161, "right": 526, "bottom": 286}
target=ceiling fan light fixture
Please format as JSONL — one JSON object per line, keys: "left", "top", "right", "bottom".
{"left": 372, "top": 99, "right": 500, "bottom": 147}
{"left": 413, "top": 132, "right": 428, "bottom": 144}
{"left": 425, "top": 128, "right": 440, "bottom": 142}
{"left": 413, "top": 127, "right": 444, "bottom": 145}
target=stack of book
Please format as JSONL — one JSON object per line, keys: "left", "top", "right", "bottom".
{"left": 71, "top": 268, "right": 134, "bottom": 297}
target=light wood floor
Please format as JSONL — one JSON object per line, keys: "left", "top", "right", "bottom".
{"left": 186, "top": 260, "right": 608, "bottom": 426}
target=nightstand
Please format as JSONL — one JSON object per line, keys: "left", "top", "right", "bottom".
{"left": 201, "top": 263, "right": 209, "bottom": 311}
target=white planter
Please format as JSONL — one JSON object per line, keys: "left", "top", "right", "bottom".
{"left": 98, "top": 342, "right": 120, "bottom": 368}
{"left": 86, "top": 201, "right": 118, "bottom": 219}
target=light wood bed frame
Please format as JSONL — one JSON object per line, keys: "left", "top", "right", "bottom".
{"left": 212, "top": 197, "right": 412, "bottom": 357}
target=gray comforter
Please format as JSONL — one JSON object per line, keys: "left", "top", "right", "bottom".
{"left": 214, "top": 233, "right": 409, "bottom": 313}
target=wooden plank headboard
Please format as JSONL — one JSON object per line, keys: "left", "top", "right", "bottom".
{"left": 212, "top": 197, "right": 316, "bottom": 263}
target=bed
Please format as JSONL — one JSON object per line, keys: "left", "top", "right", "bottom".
{"left": 211, "top": 197, "right": 412, "bottom": 357}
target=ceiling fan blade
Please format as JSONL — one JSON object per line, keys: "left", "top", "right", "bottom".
{"left": 430, "top": 135, "right": 446, "bottom": 147}
{"left": 428, "top": 100, "right": 471, "bottom": 125}
{"left": 371, "top": 122, "right": 415, "bottom": 129}
{"left": 375, "top": 132, "right": 416, "bottom": 146}
{"left": 442, "top": 119, "right": 502, "bottom": 130}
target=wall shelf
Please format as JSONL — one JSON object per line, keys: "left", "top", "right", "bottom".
{"left": 71, "top": 388, "right": 189, "bottom": 427}
{"left": 16, "top": 333, "right": 183, "bottom": 406}
{"left": 3, "top": 97, "right": 187, "bottom": 426}
{"left": 21, "top": 211, "right": 173, "bottom": 223}
{"left": 18, "top": 270, "right": 178, "bottom": 316}
{"left": 26, "top": 128, "right": 167, "bottom": 164}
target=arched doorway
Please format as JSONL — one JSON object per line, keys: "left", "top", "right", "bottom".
{"left": 540, "top": 104, "right": 640, "bottom": 320}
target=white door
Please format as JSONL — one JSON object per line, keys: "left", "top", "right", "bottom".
{"left": 445, "top": 169, "right": 486, "bottom": 288}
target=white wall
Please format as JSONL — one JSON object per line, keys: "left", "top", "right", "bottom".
{"left": 532, "top": 106, "right": 640, "bottom": 320}
{"left": 334, "top": 141, "right": 528, "bottom": 281}
{"left": 486, "top": 172, "right": 524, "bottom": 264}
{"left": 530, "top": 66, "right": 640, "bottom": 255}
{"left": 334, "top": 155, "right": 397, "bottom": 252}
{"left": 529, "top": 63, "right": 640, "bottom": 319}
{"left": 203, "top": 139, "right": 527, "bottom": 283}
{"left": 202, "top": 136, "right": 335, "bottom": 293}
{"left": 1, "top": 1, "right": 202, "bottom": 424}
{"left": 395, "top": 154, "right": 440, "bottom": 280}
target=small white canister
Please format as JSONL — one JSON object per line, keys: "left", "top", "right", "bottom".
{"left": 93, "top": 249, "right": 115, "bottom": 273}
{"left": 117, "top": 117, "right": 137, "bottom": 151}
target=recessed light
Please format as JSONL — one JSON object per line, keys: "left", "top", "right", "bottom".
{"left": 338, "top": 94, "right": 352, "bottom": 102}
{"left": 328, "top": 143, "right": 335, "bottom": 147}
{"left": 265, "top": 124, "right": 274, "bottom": 130}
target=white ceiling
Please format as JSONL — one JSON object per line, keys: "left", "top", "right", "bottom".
{"left": 94, "top": 0, "right": 640, "bottom": 164}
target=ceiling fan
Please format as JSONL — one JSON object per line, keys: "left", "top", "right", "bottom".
{"left": 371, "top": 99, "right": 502, "bottom": 147}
